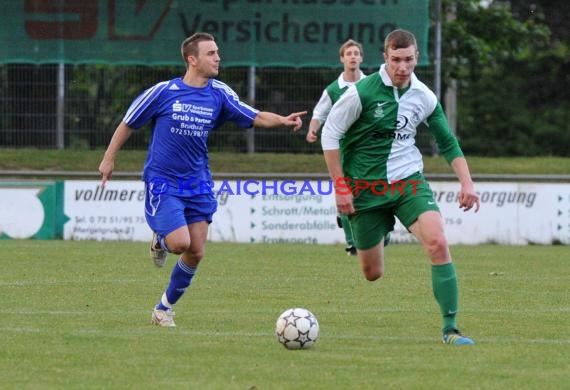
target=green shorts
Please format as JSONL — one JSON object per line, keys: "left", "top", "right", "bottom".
{"left": 349, "top": 172, "right": 440, "bottom": 250}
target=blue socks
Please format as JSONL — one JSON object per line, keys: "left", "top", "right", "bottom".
{"left": 156, "top": 258, "right": 196, "bottom": 311}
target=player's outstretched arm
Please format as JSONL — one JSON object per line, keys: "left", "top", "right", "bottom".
{"left": 98, "top": 121, "right": 134, "bottom": 187}
{"left": 254, "top": 111, "right": 307, "bottom": 131}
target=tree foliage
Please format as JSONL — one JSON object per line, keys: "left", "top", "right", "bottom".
{"left": 441, "top": 0, "right": 569, "bottom": 156}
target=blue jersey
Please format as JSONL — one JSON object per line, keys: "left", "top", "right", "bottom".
{"left": 123, "top": 77, "right": 258, "bottom": 195}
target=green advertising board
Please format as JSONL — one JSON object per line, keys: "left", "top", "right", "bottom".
{"left": 0, "top": 181, "right": 68, "bottom": 240}
{"left": 1, "top": 0, "right": 429, "bottom": 67}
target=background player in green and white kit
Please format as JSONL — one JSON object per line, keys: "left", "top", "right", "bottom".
{"left": 321, "top": 29, "right": 480, "bottom": 345}
{"left": 306, "top": 39, "right": 389, "bottom": 256}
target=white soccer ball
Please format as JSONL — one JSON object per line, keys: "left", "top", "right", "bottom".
{"left": 275, "top": 307, "right": 319, "bottom": 349}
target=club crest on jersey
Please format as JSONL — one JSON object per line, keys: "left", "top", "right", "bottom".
{"left": 374, "top": 101, "right": 389, "bottom": 118}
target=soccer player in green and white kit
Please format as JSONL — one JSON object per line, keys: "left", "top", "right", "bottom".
{"left": 321, "top": 29, "right": 480, "bottom": 345}
{"left": 306, "top": 39, "right": 390, "bottom": 256}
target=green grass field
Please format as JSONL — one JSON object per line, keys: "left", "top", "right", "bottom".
{"left": 2, "top": 148, "right": 570, "bottom": 175}
{"left": 1, "top": 241, "right": 568, "bottom": 389}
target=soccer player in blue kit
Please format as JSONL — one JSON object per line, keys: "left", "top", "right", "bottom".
{"left": 98, "top": 32, "right": 306, "bottom": 327}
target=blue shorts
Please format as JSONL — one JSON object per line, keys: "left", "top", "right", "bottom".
{"left": 144, "top": 186, "right": 217, "bottom": 237}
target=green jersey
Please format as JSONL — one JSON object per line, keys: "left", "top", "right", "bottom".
{"left": 325, "top": 79, "right": 350, "bottom": 105}
{"left": 322, "top": 64, "right": 464, "bottom": 210}
{"left": 311, "top": 71, "right": 366, "bottom": 124}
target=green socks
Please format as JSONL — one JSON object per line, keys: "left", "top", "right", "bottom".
{"left": 431, "top": 262, "right": 459, "bottom": 333}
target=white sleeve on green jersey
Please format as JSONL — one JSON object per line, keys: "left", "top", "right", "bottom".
{"left": 311, "top": 90, "right": 333, "bottom": 123}
{"left": 321, "top": 86, "right": 362, "bottom": 150}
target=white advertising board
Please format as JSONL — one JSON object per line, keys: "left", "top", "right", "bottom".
{"left": 61, "top": 180, "right": 570, "bottom": 245}
{"left": 428, "top": 182, "right": 569, "bottom": 245}
{"left": 63, "top": 180, "right": 152, "bottom": 241}
{"left": 211, "top": 190, "right": 343, "bottom": 244}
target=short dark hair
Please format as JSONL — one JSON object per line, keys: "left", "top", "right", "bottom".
{"left": 181, "top": 32, "right": 215, "bottom": 67}
{"left": 384, "top": 29, "right": 418, "bottom": 53}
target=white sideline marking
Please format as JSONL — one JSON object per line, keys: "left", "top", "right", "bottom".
{"left": 1, "top": 326, "right": 568, "bottom": 345}
{"left": 0, "top": 278, "right": 155, "bottom": 286}
{"left": 0, "top": 306, "right": 568, "bottom": 314}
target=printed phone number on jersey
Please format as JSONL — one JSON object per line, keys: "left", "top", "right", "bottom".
{"left": 170, "top": 126, "right": 208, "bottom": 137}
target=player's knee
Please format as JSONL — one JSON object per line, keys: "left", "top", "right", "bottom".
{"left": 364, "top": 270, "right": 383, "bottom": 281}
{"left": 359, "top": 249, "right": 384, "bottom": 281}
{"left": 362, "top": 264, "right": 383, "bottom": 281}
{"left": 168, "top": 239, "right": 192, "bottom": 255}
{"left": 424, "top": 235, "right": 448, "bottom": 258}
{"left": 189, "top": 248, "right": 204, "bottom": 262}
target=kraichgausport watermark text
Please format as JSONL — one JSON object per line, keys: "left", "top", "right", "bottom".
{"left": 146, "top": 177, "right": 422, "bottom": 196}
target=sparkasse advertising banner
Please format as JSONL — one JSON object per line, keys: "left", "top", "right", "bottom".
{"left": 57, "top": 180, "right": 570, "bottom": 245}
{"left": 1, "top": 0, "right": 429, "bottom": 67}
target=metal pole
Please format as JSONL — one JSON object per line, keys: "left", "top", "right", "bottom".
{"left": 444, "top": 2, "right": 458, "bottom": 134}
{"left": 434, "top": 0, "right": 442, "bottom": 101}
{"left": 430, "top": 0, "right": 443, "bottom": 155}
{"left": 56, "top": 62, "right": 65, "bottom": 149}
{"left": 246, "top": 66, "right": 256, "bottom": 154}
{"left": 55, "top": 1, "right": 65, "bottom": 150}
